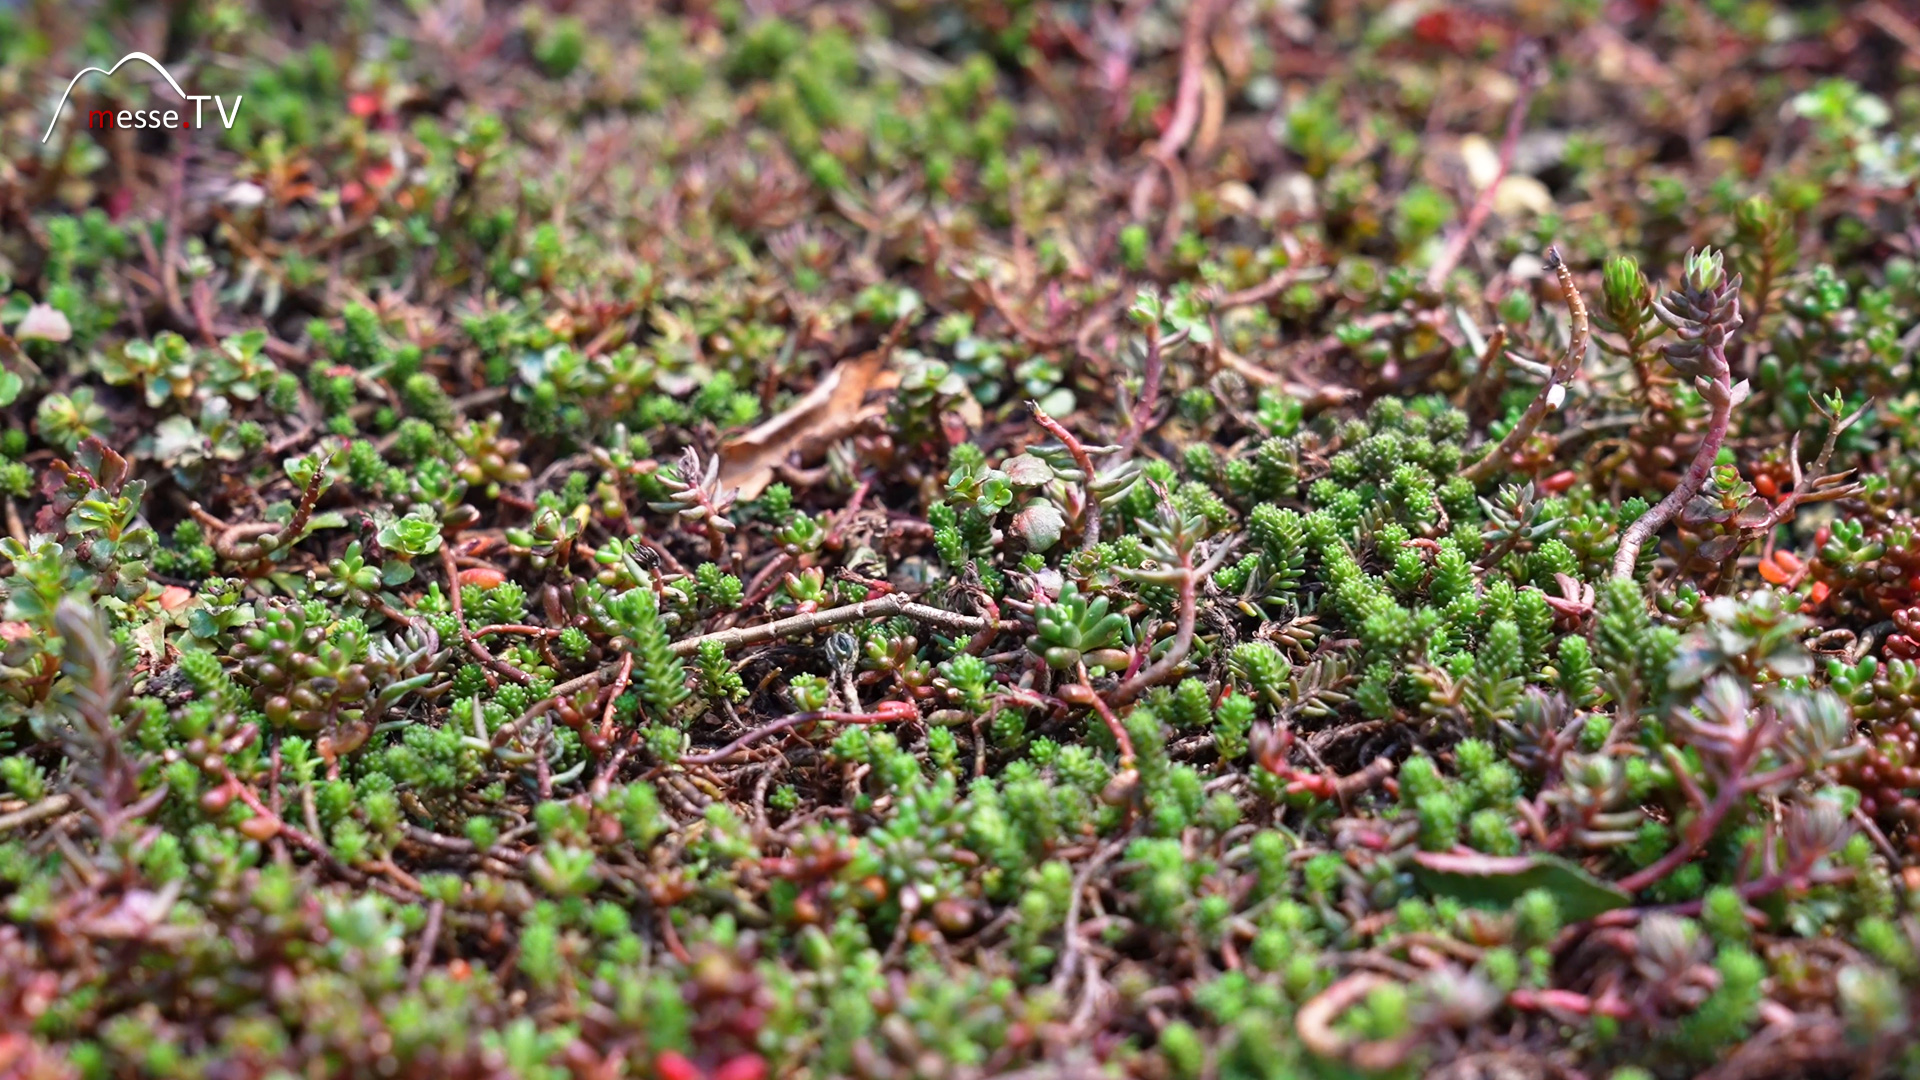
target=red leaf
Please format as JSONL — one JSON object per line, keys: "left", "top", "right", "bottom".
{"left": 458, "top": 567, "right": 507, "bottom": 589}
{"left": 713, "top": 1056, "right": 767, "bottom": 1080}
{"left": 653, "top": 1051, "right": 701, "bottom": 1080}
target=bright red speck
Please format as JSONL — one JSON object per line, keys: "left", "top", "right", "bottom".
{"left": 713, "top": 1055, "right": 767, "bottom": 1080}
{"left": 653, "top": 1051, "right": 700, "bottom": 1080}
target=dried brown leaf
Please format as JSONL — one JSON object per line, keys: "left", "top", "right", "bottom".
{"left": 717, "top": 346, "right": 897, "bottom": 501}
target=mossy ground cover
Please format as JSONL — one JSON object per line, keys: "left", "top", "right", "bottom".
{"left": 1, "top": 2, "right": 1919, "bottom": 1078}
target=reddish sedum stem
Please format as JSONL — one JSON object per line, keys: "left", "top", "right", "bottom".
{"left": 1611, "top": 386, "right": 1734, "bottom": 579}
{"left": 1612, "top": 248, "right": 1746, "bottom": 579}
{"left": 1030, "top": 401, "right": 1102, "bottom": 550}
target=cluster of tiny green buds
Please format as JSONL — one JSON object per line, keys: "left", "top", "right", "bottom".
{"left": 695, "top": 639, "right": 746, "bottom": 703}
{"left": 1602, "top": 254, "right": 1651, "bottom": 330}
{"left": 1028, "top": 582, "right": 1130, "bottom": 671}
{"left": 1230, "top": 641, "right": 1291, "bottom": 709}
{"left": 789, "top": 673, "right": 831, "bottom": 712}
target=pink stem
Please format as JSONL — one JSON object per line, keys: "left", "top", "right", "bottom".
{"left": 1612, "top": 365, "right": 1732, "bottom": 578}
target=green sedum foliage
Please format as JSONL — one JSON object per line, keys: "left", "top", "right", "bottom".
{"left": 0, "top": 3, "right": 1917, "bottom": 1079}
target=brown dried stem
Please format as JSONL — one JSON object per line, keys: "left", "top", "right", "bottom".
{"left": 0, "top": 794, "right": 76, "bottom": 835}
{"left": 1462, "top": 248, "right": 1590, "bottom": 485}
{"left": 1030, "top": 400, "right": 1102, "bottom": 551}
{"left": 1122, "top": 321, "right": 1168, "bottom": 452}
{"left": 1427, "top": 44, "right": 1545, "bottom": 291}
{"left": 1747, "top": 396, "right": 1869, "bottom": 535}
{"left": 223, "top": 776, "right": 372, "bottom": 887}
{"left": 443, "top": 545, "right": 535, "bottom": 685}
{"left": 408, "top": 900, "right": 445, "bottom": 989}
{"left": 680, "top": 699, "right": 918, "bottom": 764}
{"left": 212, "top": 456, "right": 333, "bottom": 567}
{"left": 1211, "top": 265, "right": 1324, "bottom": 311}
{"left": 1072, "top": 666, "right": 1136, "bottom": 767}
{"left": 1461, "top": 326, "right": 1509, "bottom": 421}
{"left": 1127, "top": 0, "right": 1221, "bottom": 238}
{"left": 1107, "top": 534, "right": 1243, "bottom": 707}
{"left": 598, "top": 650, "right": 634, "bottom": 746}
{"left": 669, "top": 591, "right": 995, "bottom": 657}
{"left": 1613, "top": 712, "right": 1798, "bottom": 895}
{"left": 1296, "top": 972, "right": 1419, "bottom": 1071}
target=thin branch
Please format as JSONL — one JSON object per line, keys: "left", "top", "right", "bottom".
{"left": 468, "top": 623, "right": 563, "bottom": 638}
{"left": 1748, "top": 396, "right": 1869, "bottom": 535}
{"left": 1048, "top": 826, "right": 1136, "bottom": 1000}
{"left": 1127, "top": 0, "right": 1221, "bottom": 232}
{"left": 1427, "top": 44, "right": 1545, "bottom": 291}
{"left": 1030, "top": 401, "right": 1102, "bottom": 551}
{"left": 1107, "top": 535, "right": 1243, "bottom": 706}
{"left": 979, "top": 276, "right": 1072, "bottom": 350}
{"left": 1330, "top": 755, "right": 1398, "bottom": 802}
{"left": 0, "top": 793, "right": 75, "bottom": 835}
{"left": 1507, "top": 987, "right": 1634, "bottom": 1019}
{"left": 1593, "top": 866, "right": 1853, "bottom": 927}
{"left": 1122, "top": 321, "right": 1167, "bottom": 451}
{"left": 1212, "top": 265, "right": 1325, "bottom": 311}
{"left": 1863, "top": 1, "right": 1920, "bottom": 61}
{"left": 1463, "top": 248, "right": 1590, "bottom": 485}
{"left": 1296, "top": 972, "right": 1418, "bottom": 1071}
{"left": 443, "top": 545, "right": 534, "bottom": 685}
{"left": 408, "top": 899, "right": 445, "bottom": 989}
{"left": 680, "top": 699, "right": 917, "bottom": 764}
{"left": 216, "top": 452, "right": 335, "bottom": 567}
{"left": 598, "top": 650, "right": 634, "bottom": 745}
{"left": 489, "top": 669, "right": 611, "bottom": 750}
{"left": 1068, "top": 667, "right": 1136, "bottom": 767}
{"left": 225, "top": 777, "right": 370, "bottom": 886}
{"left": 667, "top": 592, "right": 995, "bottom": 657}
{"left": 1615, "top": 716, "right": 1795, "bottom": 895}
{"left": 1461, "top": 325, "right": 1509, "bottom": 421}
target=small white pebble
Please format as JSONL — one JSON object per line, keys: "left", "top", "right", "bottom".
{"left": 224, "top": 181, "right": 266, "bottom": 208}
{"left": 1508, "top": 252, "right": 1546, "bottom": 280}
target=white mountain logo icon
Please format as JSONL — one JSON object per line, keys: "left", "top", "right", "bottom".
{"left": 42, "top": 51, "right": 243, "bottom": 143}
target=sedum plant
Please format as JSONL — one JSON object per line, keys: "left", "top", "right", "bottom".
{"left": 0, "top": 6, "right": 1916, "bottom": 1080}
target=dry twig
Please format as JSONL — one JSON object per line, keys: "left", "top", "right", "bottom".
{"left": 1463, "top": 248, "right": 1590, "bottom": 485}
{"left": 1426, "top": 44, "right": 1546, "bottom": 291}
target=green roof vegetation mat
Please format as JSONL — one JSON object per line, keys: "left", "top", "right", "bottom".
{"left": 1, "top": 2, "right": 1919, "bottom": 1078}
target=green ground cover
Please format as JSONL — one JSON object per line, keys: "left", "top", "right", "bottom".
{"left": 1, "top": 2, "right": 1919, "bottom": 1077}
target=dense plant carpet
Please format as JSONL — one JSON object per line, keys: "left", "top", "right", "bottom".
{"left": 2, "top": 2, "right": 1920, "bottom": 1078}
